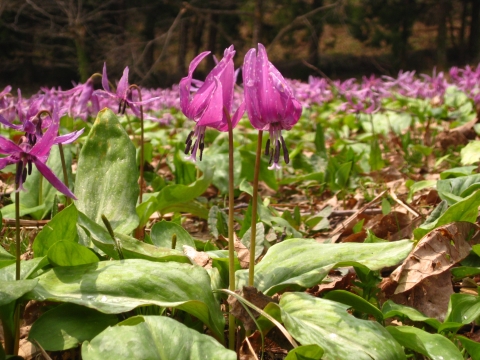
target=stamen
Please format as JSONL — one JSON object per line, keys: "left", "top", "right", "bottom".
{"left": 268, "top": 148, "right": 274, "bottom": 165}
{"left": 280, "top": 136, "right": 289, "bottom": 164}
{"left": 22, "top": 164, "right": 28, "bottom": 183}
{"left": 191, "top": 139, "right": 198, "bottom": 154}
{"left": 265, "top": 138, "right": 270, "bottom": 156}
{"left": 274, "top": 140, "right": 281, "bottom": 165}
{"left": 121, "top": 100, "right": 127, "bottom": 115}
{"left": 185, "top": 130, "right": 194, "bottom": 144}
{"left": 117, "top": 101, "right": 122, "bottom": 114}
{"left": 15, "top": 162, "right": 23, "bottom": 186}
{"left": 199, "top": 133, "right": 205, "bottom": 161}
{"left": 185, "top": 139, "right": 192, "bottom": 154}
{"left": 27, "top": 160, "right": 32, "bottom": 175}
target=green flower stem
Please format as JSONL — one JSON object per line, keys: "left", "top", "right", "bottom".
{"left": 15, "top": 186, "right": 20, "bottom": 281}
{"left": 249, "top": 130, "right": 263, "bottom": 286}
{"left": 128, "top": 84, "right": 144, "bottom": 205}
{"left": 58, "top": 143, "right": 70, "bottom": 207}
{"left": 225, "top": 110, "right": 236, "bottom": 350}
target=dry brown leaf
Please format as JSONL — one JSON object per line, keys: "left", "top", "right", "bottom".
{"left": 369, "top": 211, "right": 411, "bottom": 239}
{"left": 182, "top": 245, "right": 212, "bottom": 268}
{"left": 239, "top": 331, "right": 262, "bottom": 360}
{"left": 388, "top": 271, "right": 454, "bottom": 321}
{"left": 228, "top": 286, "right": 277, "bottom": 332}
{"left": 391, "top": 222, "right": 480, "bottom": 294}
{"left": 307, "top": 268, "right": 356, "bottom": 296}
{"left": 234, "top": 236, "right": 250, "bottom": 269}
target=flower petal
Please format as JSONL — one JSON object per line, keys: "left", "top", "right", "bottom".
{"left": 180, "top": 51, "right": 211, "bottom": 116}
{"left": 102, "top": 62, "right": 111, "bottom": 93}
{"left": 117, "top": 66, "right": 130, "bottom": 100}
{"left": 0, "top": 136, "right": 22, "bottom": 154}
{"left": 196, "top": 77, "right": 224, "bottom": 130}
{"left": 33, "top": 158, "right": 76, "bottom": 199}
{"left": 53, "top": 128, "right": 85, "bottom": 145}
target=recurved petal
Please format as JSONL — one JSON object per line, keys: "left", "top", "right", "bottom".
{"left": 0, "top": 136, "right": 22, "bottom": 154}
{"left": 0, "top": 156, "right": 15, "bottom": 170}
{"left": 33, "top": 158, "right": 76, "bottom": 199}
{"left": 180, "top": 51, "right": 211, "bottom": 116}
{"left": 0, "top": 113, "right": 22, "bottom": 130}
{"left": 53, "top": 128, "right": 85, "bottom": 145}
{"left": 117, "top": 66, "right": 130, "bottom": 100}
{"left": 102, "top": 63, "right": 111, "bottom": 93}
{"left": 30, "top": 115, "right": 59, "bottom": 157}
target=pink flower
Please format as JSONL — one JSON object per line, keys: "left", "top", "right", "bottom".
{"left": 243, "top": 44, "right": 302, "bottom": 169}
{"left": 180, "top": 45, "right": 245, "bottom": 161}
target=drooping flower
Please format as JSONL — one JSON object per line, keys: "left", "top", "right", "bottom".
{"left": 60, "top": 77, "right": 99, "bottom": 120}
{"left": 243, "top": 43, "right": 302, "bottom": 169}
{"left": 180, "top": 45, "right": 245, "bottom": 161}
{"left": 0, "top": 111, "right": 76, "bottom": 199}
{"left": 94, "top": 63, "right": 158, "bottom": 116}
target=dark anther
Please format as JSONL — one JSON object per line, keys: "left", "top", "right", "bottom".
{"left": 15, "top": 162, "right": 22, "bottom": 186}
{"left": 121, "top": 100, "right": 127, "bottom": 115}
{"left": 199, "top": 133, "right": 205, "bottom": 161}
{"left": 274, "top": 140, "right": 281, "bottom": 165}
{"left": 199, "top": 142, "right": 205, "bottom": 161}
{"left": 268, "top": 147, "right": 274, "bottom": 165}
{"left": 185, "top": 131, "right": 194, "bottom": 144}
{"left": 265, "top": 138, "right": 270, "bottom": 156}
{"left": 280, "top": 136, "right": 289, "bottom": 164}
{"left": 117, "top": 101, "right": 122, "bottom": 114}
{"left": 185, "top": 139, "right": 192, "bottom": 154}
{"left": 22, "top": 164, "right": 28, "bottom": 183}
{"left": 27, "top": 160, "right": 32, "bottom": 176}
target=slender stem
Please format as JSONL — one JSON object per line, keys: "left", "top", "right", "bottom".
{"left": 15, "top": 186, "right": 20, "bottom": 281}
{"left": 225, "top": 110, "right": 236, "bottom": 350}
{"left": 38, "top": 173, "right": 43, "bottom": 207}
{"left": 249, "top": 130, "right": 263, "bottom": 286}
{"left": 13, "top": 304, "right": 20, "bottom": 355}
{"left": 58, "top": 143, "right": 70, "bottom": 207}
{"left": 128, "top": 84, "right": 144, "bottom": 205}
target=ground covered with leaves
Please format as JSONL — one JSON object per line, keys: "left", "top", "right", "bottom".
{"left": 2, "top": 65, "right": 480, "bottom": 359}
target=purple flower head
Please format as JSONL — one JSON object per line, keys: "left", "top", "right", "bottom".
{"left": 0, "top": 113, "right": 76, "bottom": 199}
{"left": 94, "top": 63, "right": 159, "bottom": 117}
{"left": 61, "top": 78, "right": 97, "bottom": 120}
{"left": 180, "top": 45, "right": 245, "bottom": 162}
{"left": 243, "top": 43, "right": 302, "bottom": 169}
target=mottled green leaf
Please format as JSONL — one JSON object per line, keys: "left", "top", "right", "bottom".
{"left": 82, "top": 316, "right": 235, "bottom": 360}
{"left": 150, "top": 220, "right": 195, "bottom": 250}
{"left": 75, "top": 109, "right": 139, "bottom": 234}
{"left": 47, "top": 241, "right": 99, "bottom": 267}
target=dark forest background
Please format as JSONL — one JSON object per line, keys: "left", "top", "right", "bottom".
{"left": 0, "top": 0, "right": 479, "bottom": 91}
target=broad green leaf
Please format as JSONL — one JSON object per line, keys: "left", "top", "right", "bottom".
{"left": 279, "top": 292, "right": 405, "bottom": 360}
{"left": 241, "top": 223, "right": 265, "bottom": 260}
{"left": 440, "top": 166, "right": 477, "bottom": 179}
{"left": 324, "top": 290, "right": 383, "bottom": 322}
{"left": 75, "top": 109, "right": 139, "bottom": 234}
{"left": 0, "top": 247, "right": 14, "bottom": 269}
{"left": 0, "top": 257, "right": 49, "bottom": 281}
{"left": 457, "top": 335, "right": 480, "bottom": 360}
{"left": 444, "top": 293, "right": 480, "bottom": 324}
{"left": 82, "top": 315, "right": 235, "bottom": 359}
{"left": 47, "top": 241, "right": 99, "bottom": 267}
{"left": 159, "top": 200, "right": 208, "bottom": 219}
{"left": 335, "top": 161, "right": 352, "bottom": 189}
{"left": 77, "top": 210, "right": 189, "bottom": 263}
{"left": 14, "top": 146, "right": 73, "bottom": 220}
{"left": 407, "top": 180, "right": 436, "bottom": 203}
{"left": 0, "top": 279, "right": 38, "bottom": 306}
{"left": 29, "top": 303, "right": 117, "bottom": 351}
{"left": 451, "top": 266, "right": 480, "bottom": 278}
{"left": 285, "top": 344, "right": 324, "bottom": 360}
{"left": 33, "top": 204, "right": 78, "bottom": 257}
{"left": 414, "top": 190, "right": 480, "bottom": 239}
{"left": 386, "top": 326, "right": 462, "bottom": 360}
{"left": 236, "top": 239, "right": 413, "bottom": 295}
{"left": 197, "top": 145, "right": 241, "bottom": 194}
{"left": 382, "top": 300, "right": 441, "bottom": 329}
{"left": 240, "top": 149, "right": 278, "bottom": 191}
{"left": 26, "top": 259, "right": 224, "bottom": 339}
{"left": 150, "top": 220, "right": 195, "bottom": 250}
{"left": 173, "top": 148, "right": 197, "bottom": 185}
{"left": 1, "top": 203, "right": 46, "bottom": 219}
{"left": 461, "top": 140, "right": 480, "bottom": 165}
{"left": 437, "top": 173, "right": 480, "bottom": 204}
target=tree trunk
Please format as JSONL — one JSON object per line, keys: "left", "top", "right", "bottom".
{"left": 192, "top": 16, "right": 204, "bottom": 57}
{"left": 459, "top": 0, "right": 468, "bottom": 63}
{"left": 469, "top": 0, "right": 480, "bottom": 62}
{"left": 143, "top": 10, "right": 156, "bottom": 72}
{"left": 252, "top": 0, "right": 263, "bottom": 47}
{"left": 308, "top": 0, "right": 324, "bottom": 66}
{"left": 74, "top": 31, "right": 90, "bottom": 82}
{"left": 436, "top": 0, "right": 449, "bottom": 70}
{"left": 206, "top": 14, "right": 218, "bottom": 71}
{"left": 177, "top": 18, "right": 189, "bottom": 77}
